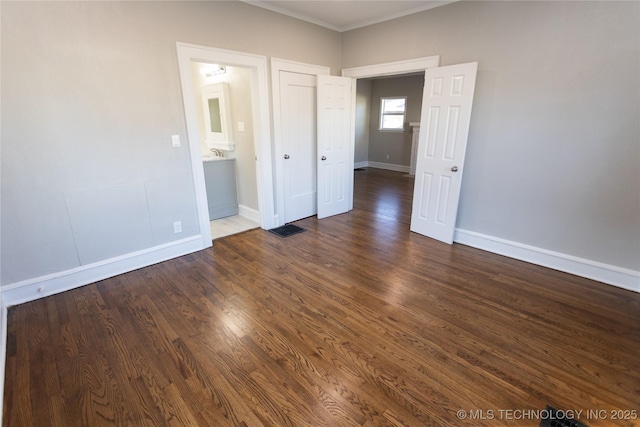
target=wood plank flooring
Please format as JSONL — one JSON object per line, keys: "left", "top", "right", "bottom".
{"left": 4, "top": 168, "right": 640, "bottom": 426}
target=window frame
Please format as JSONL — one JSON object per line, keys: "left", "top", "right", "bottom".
{"left": 378, "top": 96, "right": 407, "bottom": 132}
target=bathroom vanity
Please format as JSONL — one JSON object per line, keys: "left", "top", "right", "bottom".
{"left": 203, "top": 157, "right": 238, "bottom": 220}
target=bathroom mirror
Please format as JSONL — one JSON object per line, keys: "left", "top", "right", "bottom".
{"left": 207, "top": 98, "right": 222, "bottom": 133}
{"left": 202, "top": 83, "right": 234, "bottom": 151}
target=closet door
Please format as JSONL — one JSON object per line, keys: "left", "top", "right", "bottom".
{"left": 280, "top": 71, "right": 318, "bottom": 223}
{"left": 316, "top": 75, "right": 354, "bottom": 219}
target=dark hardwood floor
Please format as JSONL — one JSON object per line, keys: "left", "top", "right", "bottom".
{"left": 4, "top": 168, "right": 639, "bottom": 426}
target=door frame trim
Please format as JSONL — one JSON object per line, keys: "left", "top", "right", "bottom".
{"left": 341, "top": 56, "right": 440, "bottom": 79}
{"left": 271, "top": 58, "right": 330, "bottom": 226}
{"left": 341, "top": 56, "right": 441, "bottom": 211}
{"left": 176, "top": 42, "right": 276, "bottom": 243}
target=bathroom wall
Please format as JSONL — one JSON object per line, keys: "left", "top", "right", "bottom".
{"left": 226, "top": 67, "right": 259, "bottom": 212}
{"left": 191, "top": 63, "right": 259, "bottom": 212}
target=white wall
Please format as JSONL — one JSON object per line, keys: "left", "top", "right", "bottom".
{"left": 0, "top": 1, "right": 341, "bottom": 286}
{"left": 342, "top": 1, "right": 640, "bottom": 272}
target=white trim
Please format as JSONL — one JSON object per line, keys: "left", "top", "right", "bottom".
{"left": 238, "top": 204, "right": 261, "bottom": 223}
{"left": 270, "top": 58, "right": 330, "bottom": 226}
{"left": 348, "top": 78, "right": 357, "bottom": 212}
{"left": 354, "top": 161, "right": 368, "bottom": 169}
{"left": 454, "top": 228, "right": 640, "bottom": 293}
{"left": 341, "top": 56, "right": 439, "bottom": 211}
{"left": 240, "top": 0, "right": 457, "bottom": 32}
{"left": 342, "top": 56, "right": 440, "bottom": 79}
{"left": 271, "top": 58, "right": 331, "bottom": 78}
{"left": 0, "top": 235, "right": 204, "bottom": 427}
{"left": 367, "top": 161, "right": 410, "bottom": 173}
{"left": 242, "top": 0, "right": 343, "bottom": 32}
{"left": 176, "top": 42, "right": 276, "bottom": 234}
{"left": 0, "top": 305, "right": 7, "bottom": 427}
{"left": 379, "top": 96, "right": 407, "bottom": 131}
{"left": 0, "top": 235, "right": 204, "bottom": 308}
{"left": 337, "top": 1, "right": 457, "bottom": 32}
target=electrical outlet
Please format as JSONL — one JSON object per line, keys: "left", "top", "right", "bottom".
{"left": 173, "top": 221, "right": 182, "bottom": 233}
{"left": 237, "top": 121, "right": 245, "bottom": 132}
{"left": 386, "top": 154, "right": 390, "bottom": 160}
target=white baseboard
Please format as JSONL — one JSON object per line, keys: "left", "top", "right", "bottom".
{"left": 366, "top": 161, "right": 410, "bottom": 173}
{"left": 0, "top": 235, "right": 206, "bottom": 308}
{"left": 354, "top": 161, "right": 368, "bottom": 169}
{"left": 1, "top": 228, "right": 636, "bottom": 426}
{"left": 238, "top": 204, "right": 261, "bottom": 223}
{"left": 454, "top": 228, "right": 640, "bottom": 293}
{"left": 0, "top": 235, "right": 207, "bottom": 426}
{"left": 0, "top": 305, "right": 7, "bottom": 427}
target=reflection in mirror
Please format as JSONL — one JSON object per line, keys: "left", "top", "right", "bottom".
{"left": 202, "top": 82, "right": 234, "bottom": 150}
{"left": 208, "top": 98, "right": 222, "bottom": 133}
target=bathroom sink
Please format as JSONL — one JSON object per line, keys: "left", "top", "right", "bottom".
{"left": 202, "top": 154, "right": 225, "bottom": 162}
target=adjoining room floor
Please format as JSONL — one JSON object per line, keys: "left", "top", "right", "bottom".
{"left": 210, "top": 214, "right": 260, "bottom": 240}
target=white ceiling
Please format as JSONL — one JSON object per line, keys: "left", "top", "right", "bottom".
{"left": 243, "top": 0, "right": 456, "bottom": 32}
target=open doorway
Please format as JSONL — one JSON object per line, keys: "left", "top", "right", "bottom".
{"left": 347, "top": 56, "right": 441, "bottom": 224}
{"left": 352, "top": 75, "right": 424, "bottom": 224}
{"left": 176, "top": 43, "right": 277, "bottom": 248}
{"left": 346, "top": 57, "right": 479, "bottom": 244}
{"left": 354, "top": 74, "right": 425, "bottom": 172}
{"left": 190, "top": 61, "right": 260, "bottom": 240}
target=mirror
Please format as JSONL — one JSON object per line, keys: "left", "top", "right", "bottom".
{"left": 208, "top": 98, "right": 222, "bottom": 133}
{"left": 202, "top": 83, "right": 234, "bottom": 151}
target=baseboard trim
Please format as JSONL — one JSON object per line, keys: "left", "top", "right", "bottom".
{"left": 354, "top": 161, "right": 368, "bottom": 169}
{"left": 454, "top": 228, "right": 640, "bottom": 293}
{"left": 238, "top": 205, "right": 261, "bottom": 223}
{"left": 0, "top": 305, "right": 7, "bottom": 427}
{"left": 363, "top": 161, "right": 410, "bottom": 173}
{"left": 0, "top": 235, "right": 206, "bottom": 308}
{"left": 0, "top": 235, "right": 207, "bottom": 426}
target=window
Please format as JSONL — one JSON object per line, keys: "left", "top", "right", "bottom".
{"left": 379, "top": 97, "right": 406, "bottom": 131}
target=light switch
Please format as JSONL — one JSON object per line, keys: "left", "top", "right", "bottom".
{"left": 171, "top": 134, "right": 181, "bottom": 147}
{"left": 237, "top": 122, "right": 245, "bottom": 132}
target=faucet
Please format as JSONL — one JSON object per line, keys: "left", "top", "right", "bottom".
{"left": 210, "top": 148, "right": 224, "bottom": 157}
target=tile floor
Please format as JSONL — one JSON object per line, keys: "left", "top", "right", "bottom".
{"left": 210, "top": 214, "right": 260, "bottom": 240}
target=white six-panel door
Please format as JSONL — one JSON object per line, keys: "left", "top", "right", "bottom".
{"left": 410, "top": 62, "right": 478, "bottom": 243}
{"left": 317, "top": 75, "right": 354, "bottom": 219}
{"left": 280, "top": 71, "right": 318, "bottom": 223}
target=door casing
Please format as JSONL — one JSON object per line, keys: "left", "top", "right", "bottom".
{"left": 271, "top": 58, "right": 330, "bottom": 226}
{"left": 176, "top": 42, "right": 276, "bottom": 247}
{"left": 178, "top": 48, "right": 444, "bottom": 245}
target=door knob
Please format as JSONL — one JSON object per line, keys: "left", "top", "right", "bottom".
{"left": 451, "top": 166, "right": 459, "bottom": 172}
{"left": 284, "top": 154, "right": 290, "bottom": 159}
{"left": 321, "top": 156, "right": 327, "bottom": 161}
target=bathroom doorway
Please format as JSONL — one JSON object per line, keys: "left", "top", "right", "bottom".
{"left": 176, "top": 43, "right": 276, "bottom": 248}
{"left": 191, "top": 61, "right": 260, "bottom": 240}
